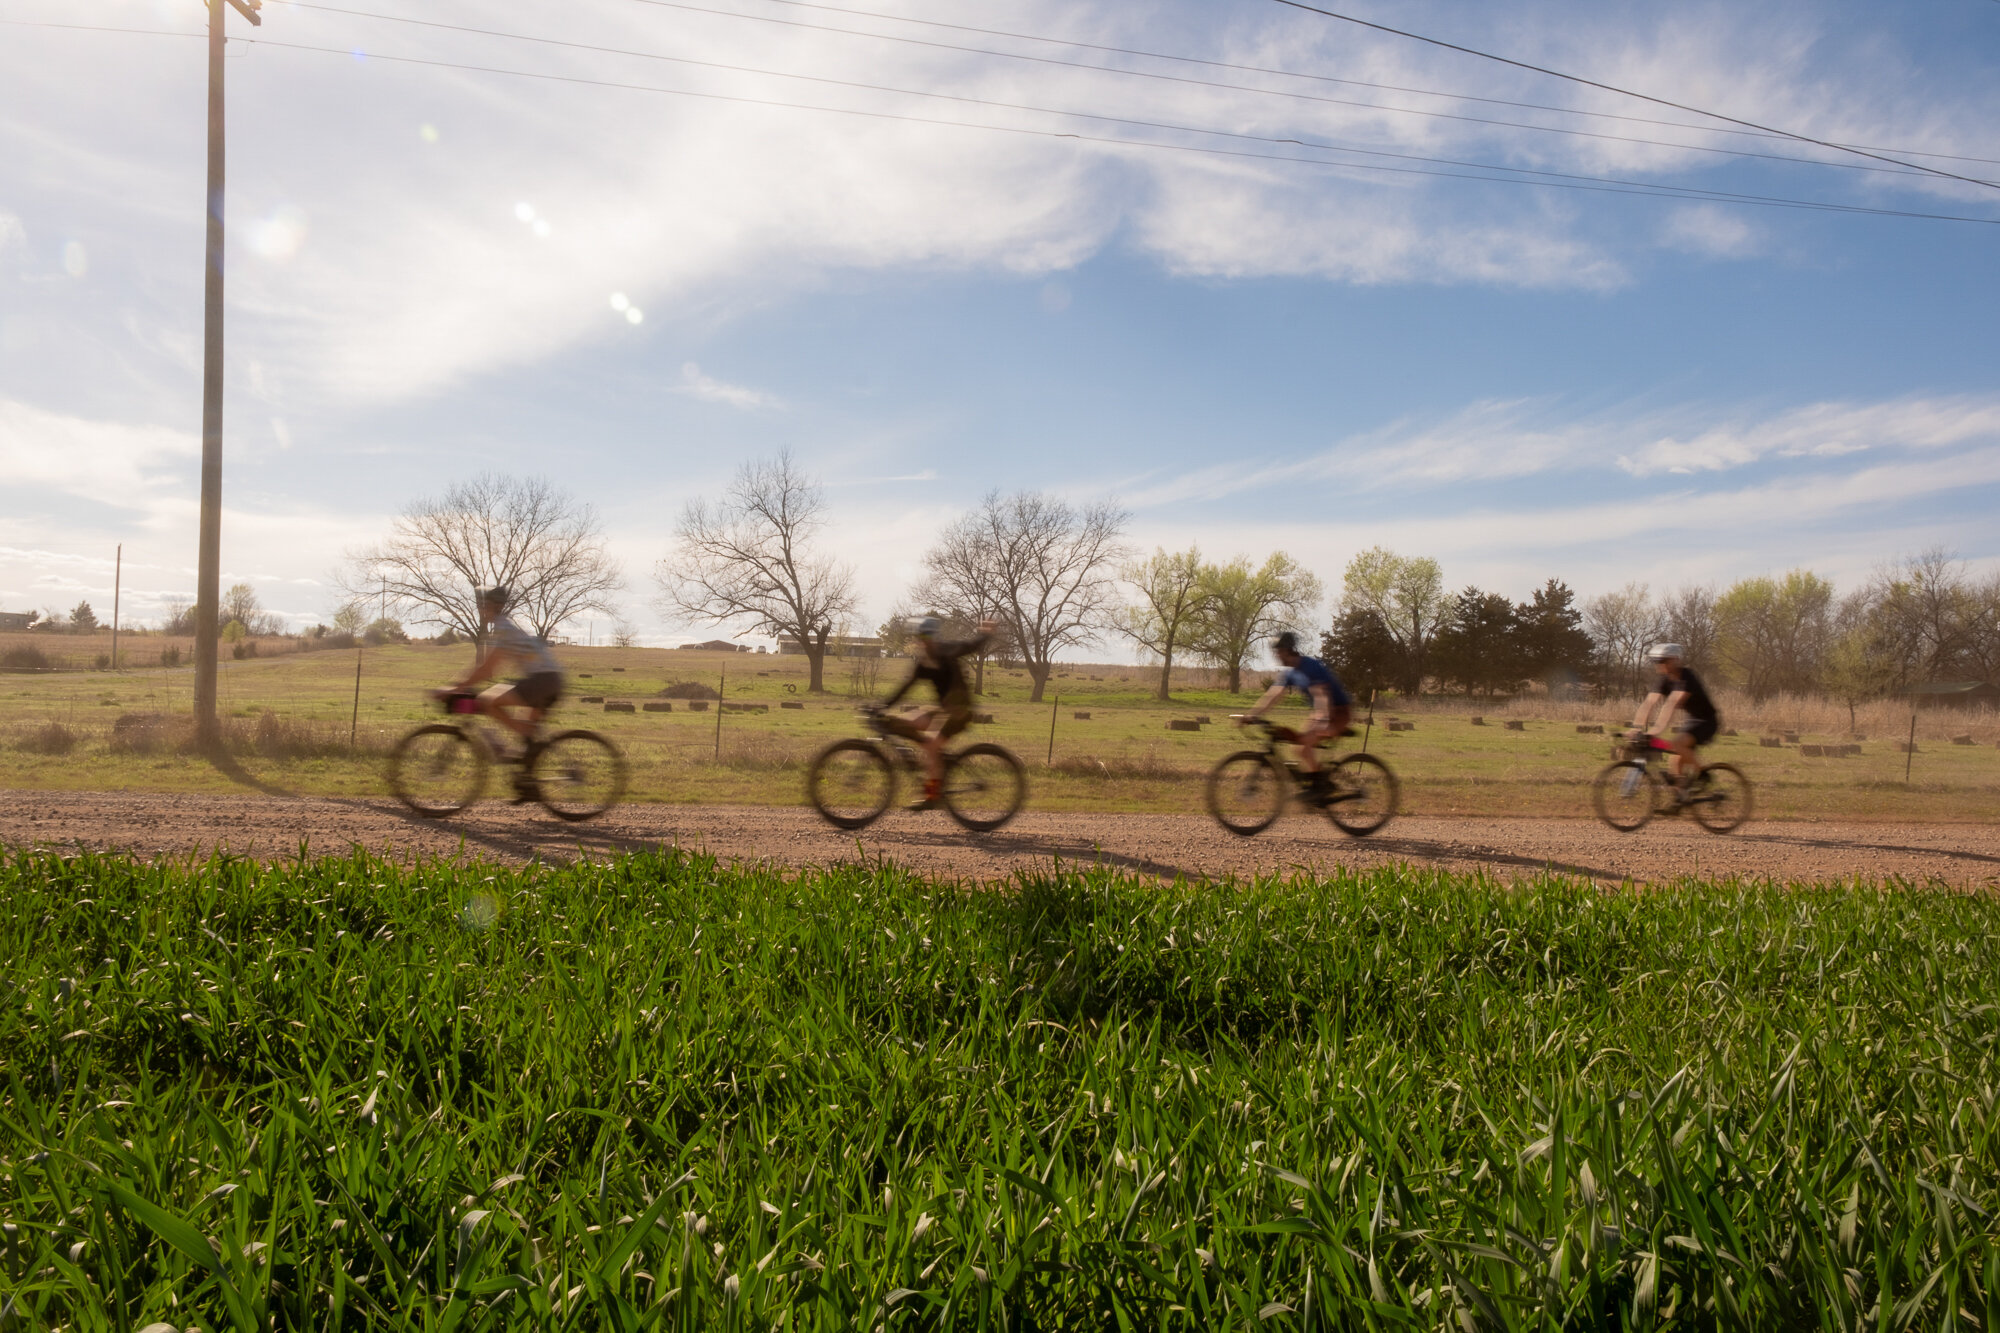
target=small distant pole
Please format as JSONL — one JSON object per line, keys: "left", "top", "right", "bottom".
{"left": 1047, "top": 694, "right": 1058, "bottom": 765}
{"left": 1905, "top": 708, "right": 1917, "bottom": 784}
{"left": 714, "top": 665, "right": 726, "bottom": 758}
{"left": 110, "top": 543, "right": 122, "bottom": 670}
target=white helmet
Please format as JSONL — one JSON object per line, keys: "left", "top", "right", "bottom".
{"left": 1647, "top": 642, "right": 1684, "bottom": 663}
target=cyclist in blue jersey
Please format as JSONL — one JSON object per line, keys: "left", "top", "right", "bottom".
{"left": 1240, "top": 630, "right": 1353, "bottom": 803}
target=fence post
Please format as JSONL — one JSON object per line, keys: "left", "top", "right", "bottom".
{"left": 714, "top": 666, "right": 726, "bottom": 759}
{"left": 1904, "top": 709, "right": 1917, "bottom": 784}
{"left": 1047, "top": 694, "right": 1058, "bottom": 766}
{"left": 1360, "top": 690, "right": 1376, "bottom": 755}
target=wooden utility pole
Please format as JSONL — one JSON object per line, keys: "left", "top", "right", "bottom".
{"left": 110, "top": 544, "right": 122, "bottom": 670}
{"left": 191, "top": 0, "right": 263, "bottom": 745}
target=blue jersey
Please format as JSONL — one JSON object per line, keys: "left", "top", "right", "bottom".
{"left": 1280, "top": 655, "right": 1352, "bottom": 708}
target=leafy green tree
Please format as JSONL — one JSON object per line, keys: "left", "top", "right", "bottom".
{"left": 1188, "top": 553, "right": 1321, "bottom": 694}
{"left": 1339, "top": 548, "right": 1445, "bottom": 695}
{"left": 1114, "top": 547, "right": 1207, "bottom": 701}
{"left": 1714, "top": 570, "right": 1834, "bottom": 698}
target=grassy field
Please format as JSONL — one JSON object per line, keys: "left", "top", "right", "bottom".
{"left": 3, "top": 637, "right": 1996, "bottom": 819}
{"left": 3, "top": 849, "right": 1997, "bottom": 1328}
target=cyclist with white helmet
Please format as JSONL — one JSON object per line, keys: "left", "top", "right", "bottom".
{"left": 1630, "top": 642, "right": 1719, "bottom": 801}
{"left": 438, "top": 586, "right": 566, "bottom": 801}
{"left": 878, "top": 615, "right": 997, "bottom": 810}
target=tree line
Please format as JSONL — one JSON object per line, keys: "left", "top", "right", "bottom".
{"left": 328, "top": 459, "right": 1998, "bottom": 705}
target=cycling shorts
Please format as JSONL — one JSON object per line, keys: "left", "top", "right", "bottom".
{"left": 1673, "top": 717, "right": 1718, "bottom": 747}
{"left": 512, "top": 672, "right": 564, "bottom": 711}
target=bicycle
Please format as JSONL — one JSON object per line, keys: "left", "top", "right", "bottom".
{"left": 387, "top": 691, "right": 627, "bottom": 822}
{"left": 1591, "top": 733, "right": 1751, "bottom": 833}
{"left": 807, "top": 705, "right": 1026, "bottom": 832}
{"left": 1205, "top": 716, "right": 1399, "bottom": 837}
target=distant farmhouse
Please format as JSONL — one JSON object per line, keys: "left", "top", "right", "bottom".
{"left": 677, "top": 639, "right": 756, "bottom": 653}
{"left": 0, "top": 611, "right": 35, "bottom": 632}
{"left": 777, "top": 634, "right": 885, "bottom": 658}
{"left": 1908, "top": 681, "right": 2000, "bottom": 709}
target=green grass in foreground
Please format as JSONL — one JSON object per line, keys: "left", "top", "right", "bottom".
{"left": 3, "top": 853, "right": 1998, "bottom": 1329}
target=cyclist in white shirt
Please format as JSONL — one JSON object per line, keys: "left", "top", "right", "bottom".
{"left": 439, "top": 587, "right": 565, "bottom": 797}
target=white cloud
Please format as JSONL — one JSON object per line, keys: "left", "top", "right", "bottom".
{"left": 0, "top": 398, "right": 196, "bottom": 507}
{"left": 675, "top": 362, "right": 778, "bottom": 411}
{"left": 1659, "top": 204, "right": 1761, "bottom": 258}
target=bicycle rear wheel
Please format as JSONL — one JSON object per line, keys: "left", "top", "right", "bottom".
{"left": 533, "top": 730, "right": 627, "bottom": 822}
{"left": 943, "top": 743, "right": 1026, "bottom": 832}
{"left": 1325, "top": 753, "right": 1399, "bottom": 837}
{"left": 388, "top": 724, "right": 488, "bottom": 818}
{"left": 1592, "top": 760, "right": 1659, "bottom": 832}
{"left": 1205, "top": 752, "right": 1286, "bottom": 836}
{"left": 1688, "top": 762, "right": 1752, "bottom": 834}
{"left": 808, "top": 739, "right": 895, "bottom": 829}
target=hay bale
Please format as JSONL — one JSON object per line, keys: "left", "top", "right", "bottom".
{"left": 1759, "top": 736, "right": 1783, "bottom": 748}
{"left": 1576, "top": 724, "right": 1604, "bottom": 735}
{"left": 1723, "top": 728, "right": 1738, "bottom": 737}
{"left": 1896, "top": 741, "right": 1918, "bottom": 753}
{"left": 1386, "top": 721, "right": 1415, "bottom": 732}
{"left": 1504, "top": 719, "right": 1525, "bottom": 731}
{"left": 1167, "top": 719, "right": 1201, "bottom": 732}
{"left": 1839, "top": 744, "right": 1862, "bottom": 757}
{"left": 686, "top": 700, "right": 709, "bottom": 712}
{"left": 612, "top": 667, "right": 626, "bottom": 672}
{"left": 642, "top": 702, "right": 672, "bottom": 713}
{"left": 1072, "top": 711, "right": 1091, "bottom": 720}
{"left": 722, "top": 702, "right": 768, "bottom": 713}
{"left": 973, "top": 712, "right": 995, "bottom": 724}
{"left": 579, "top": 673, "right": 593, "bottom": 678}
{"left": 603, "top": 702, "right": 635, "bottom": 713}
{"left": 1470, "top": 715, "right": 1485, "bottom": 725}
{"left": 1952, "top": 734, "right": 1975, "bottom": 746}
{"left": 781, "top": 701, "right": 804, "bottom": 710}
{"left": 1194, "top": 715, "right": 1211, "bottom": 724}
{"left": 1800, "top": 744, "right": 1824, "bottom": 757}
{"left": 1782, "top": 731, "right": 1799, "bottom": 743}
{"left": 579, "top": 695, "right": 604, "bottom": 704}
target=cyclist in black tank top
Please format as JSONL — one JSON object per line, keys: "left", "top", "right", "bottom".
{"left": 1630, "top": 643, "right": 1723, "bottom": 801}
{"left": 880, "top": 615, "right": 997, "bottom": 809}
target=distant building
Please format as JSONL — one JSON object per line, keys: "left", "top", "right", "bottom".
{"left": 0, "top": 611, "right": 34, "bottom": 632}
{"left": 677, "top": 639, "right": 752, "bottom": 652}
{"left": 776, "top": 634, "right": 885, "bottom": 658}
{"left": 1907, "top": 681, "right": 2000, "bottom": 709}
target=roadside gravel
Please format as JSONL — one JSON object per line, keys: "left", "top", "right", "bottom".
{"left": 3, "top": 789, "right": 1994, "bottom": 885}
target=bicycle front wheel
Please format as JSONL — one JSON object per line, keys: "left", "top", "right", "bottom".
{"left": 943, "top": 743, "right": 1026, "bottom": 832}
{"left": 534, "top": 730, "right": 627, "bottom": 822}
{"left": 807, "top": 739, "right": 895, "bottom": 829}
{"left": 1592, "top": 760, "right": 1658, "bottom": 832}
{"left": 388, "top": 724, "right": 488, "bottom": 818}
{"left": 1205, "top": 752, "right": 1286, "bottom": 836}
{"left": 1689, "top": 762, "right": 1753, "bottom": 834}
{"left": 1326, "top": 753, "right": 1399, "bottom": 837}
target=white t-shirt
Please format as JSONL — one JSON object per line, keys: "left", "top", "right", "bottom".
{"left": 488, "top": 612, "right": 560, "bottom": 677}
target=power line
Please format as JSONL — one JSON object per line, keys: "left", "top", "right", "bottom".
{"left": 622, "top": 0, "right": 2000, "bottom": 166}
{"left": 272, "top": 0, "right": 1941, "bottom": 182}
{"left": 1268, "top": 0, "right": 2000, "bottom": 191}
{"left": 12, "top": 20, "right": 1998, "bottom": 226}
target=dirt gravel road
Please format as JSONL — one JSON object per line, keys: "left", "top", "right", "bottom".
{"left": 3, "top": 789, "right": 1994, "bottom": 885}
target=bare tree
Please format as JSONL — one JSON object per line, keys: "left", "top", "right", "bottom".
{"left": 349, "top": 474, "right": 623, "bottom": 642}
{"left": 1584, "top": 583, "right": 1663, "bottom": 697}
{"left": 1188, "top": 552, "right": 1322, "bottom": 694}
{"left": 655, "top": 452, "right": 858, "bottom": 693}
{"left": 920, "top": 490, "right": 1126, "bottom": 702}
{"left": 1113, "top": 546, "right": 1207, "bottom": 701}
{"left": 1340, "top": 547, "right": 1445, "bottom": 695}
{"left": 1659, "top": 584, "right": 1719, "bottom": 669}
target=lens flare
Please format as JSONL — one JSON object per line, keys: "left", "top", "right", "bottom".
{"left": 514, "top": 202, "right": 535, "bottom": 223}
{"left": 625, "top": 307, "right": 644, "bottom": 325}
{"left": 609, "top": 292, "right": 630, "bottom": 312}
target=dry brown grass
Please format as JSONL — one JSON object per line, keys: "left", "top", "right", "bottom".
{"left": 1391, "top": 687, "right": 1997, "bottom": 744}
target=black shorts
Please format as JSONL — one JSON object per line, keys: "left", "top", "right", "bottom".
{"left": 513, "top": 672, "right": 563, "bottom": 710}
{"left": 1674, "top": 717, "right": 1718, "bottom": 747}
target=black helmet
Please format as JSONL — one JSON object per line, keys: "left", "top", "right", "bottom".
{"left": 477, "top": 586, "right": 509, "bottom": 608}
{"left": 1272, "top": 630, "right": 1299, "bottom": 654}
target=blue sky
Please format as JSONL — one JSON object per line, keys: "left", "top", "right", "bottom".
{"left": 3, "top": 0, "right": 1997, "bottom": 647}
